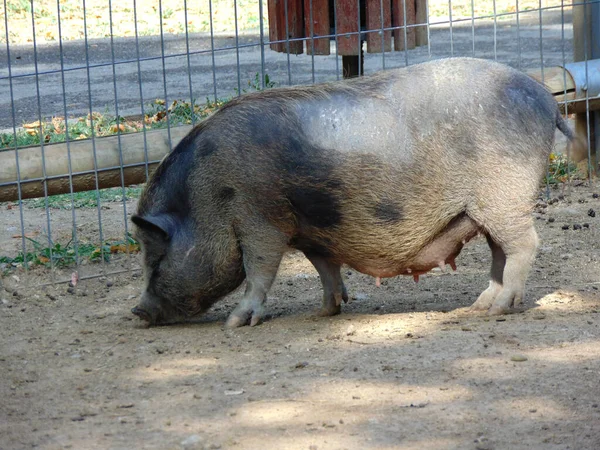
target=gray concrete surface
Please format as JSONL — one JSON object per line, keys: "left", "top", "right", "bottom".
{"left": 0, "top": 9, "right": 574, "bottom": 130}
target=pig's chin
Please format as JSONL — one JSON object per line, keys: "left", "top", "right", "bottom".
{"left": 131, "top": 305, "right": 190, "bottom": 327}
{"left": 131, "top": 297, "right": 220, "bottom": 326}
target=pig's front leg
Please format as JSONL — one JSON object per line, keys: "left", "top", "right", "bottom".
{"left": 225, "top": 238, "right": 285, "bottom": 328}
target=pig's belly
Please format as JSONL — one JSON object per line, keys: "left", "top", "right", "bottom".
{"left": 347, "top": 214, "right": 482, "bottom": 279}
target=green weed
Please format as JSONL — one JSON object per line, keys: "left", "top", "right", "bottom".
{"left": 0, "top": 74, "right": 276, "bottom": 152}
{"left": 235, "top": 72, "right": 276, "bottom": 95}
{"left": 24, "top": 186, "right": 143, "bottom": 209}
{"left": 0, "top": 111, "right": 134, "bottom": 150}
{"left": 545, "top": 152, "right": 581, "bottom": 185}
{"left": 0, "top": 235, "right": 140, "bottom": 270}
{"left": 6, "top": 0, "right": 31, "bottom": 15}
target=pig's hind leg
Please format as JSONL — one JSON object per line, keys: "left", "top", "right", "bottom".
{"left": 471, "top": 224, "right": 538, "bottom": 315}
{"left": 225, "top": 234, "right": 287, "bottom": 327}
{"left": 470, "top": 235, "right": 506, "bottom": 311}
{"left": 305, "top": 255, "right": 348, "bottom": 316}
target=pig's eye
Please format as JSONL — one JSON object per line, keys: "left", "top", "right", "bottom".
{"left": 143, "top": 249, "right": 165, "bottom": 271}
{"left": 147, "top": 264, "right": 164, "bottom": 295}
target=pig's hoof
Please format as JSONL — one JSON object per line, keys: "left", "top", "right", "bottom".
{"left": 225, "top": 314, "right": 248, "bottom": 328}
{"left": 316, "top": 305, "right": 341, "bottom": 317}
{"left": 225, "top": 307, "right": 265, "bottom": 328}
{"left": 487, "top": 305, "right": 510, "bottom": 315}
{"left": 342, "top": 286, "right": 349, "bottom": 304}
{"left": 485, "top": 291, "right": 521, "bottom": 316}
{"left": 469, "top": 300, "right": 493, "bottom": 312}
{"left": 470, "top": 290, "right": 497, "bottom": 312}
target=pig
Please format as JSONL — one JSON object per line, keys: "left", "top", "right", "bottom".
{"left": 131, "top": 57, "right": 576, "bottom": 327}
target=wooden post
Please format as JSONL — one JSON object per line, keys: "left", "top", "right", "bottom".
{"left": 304, "top": 0, "right": 331, "bottom": 55}
{"left": 392, "top": 0, "right": 415, "bottom": 51}
{"left": 415, "top": 0, "right": 428, "bottom": 47}
{"left": 572, "top": 0, "right": 599, "bottom": 174}
{"left": 342, "top": 50, "right": 364, "bottom": 78}
{"left": 365, "top": 0, "right": 392, "bottom": 53}
{"left": 268, "top": 0, "right": 281, "bottom": 52}
{"left": 334, "top": 0, "right": 360, "bottom": 55}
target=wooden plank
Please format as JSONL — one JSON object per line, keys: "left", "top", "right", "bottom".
{"left": 268, "top": 0, "right": 304, "bottom": 54}
{"left": 365, "top": 0, "right": 392, "bottom": 53}
{"left": 287, "top": 0, "right": 305, "bottom": 54}
{"left": 304, "top": 0, "right": 331, "bottom": 55}
{"left": 415, "top": 0, "right": 428, "bottom": 46}
{"left": 392, "top": 0, "right": 415, "bottom": 51}
{"left": 334, "top": 0, "right": 360, "bottom": 55}
{"left": 276, "top": 0, "right": 304, "bottom": 54}
{"left": 526, "top": 66, "right": 585, "bottom": 115}
{"left": 526, "top": 67, "right": 576, "bottom": 96}
{"left": 268, "top": 0, "right": 282, "bottom": 52}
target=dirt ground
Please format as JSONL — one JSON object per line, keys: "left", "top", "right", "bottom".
{"left": 1, "top": 182, "right": 600, "bottom": 450}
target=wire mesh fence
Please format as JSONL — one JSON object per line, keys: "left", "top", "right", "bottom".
{"left": 0, "top": 0, "right": 598, "bottom": 283}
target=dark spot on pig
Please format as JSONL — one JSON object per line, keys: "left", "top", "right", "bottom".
{"left": 373, "top": 200, "right": 403, "bottom": 224}
{"left": 502, "top": 75, "right": 555, "bottom": 139}
{"left": 246, "top": 109, "right": 285, "bottom": 148}
{"left": 277, "top": 137, "right": 341, "bottom": 186}
{"left": 138, "top": 137, "right": 195, "bottom": 219}
{"left": 289, "top": 236, "right": 333, "bottom": 258}
{"left": 197, "top": 138, "right": 218, "bottom": 158}
{"left": 287, "top": 187, "right": 341, "bottom": 228}
{"left": 217, "top": 187, "right": 236, "bottom": 203}
{"left": 238, "top": 102, "right": 339, "bottom": 183}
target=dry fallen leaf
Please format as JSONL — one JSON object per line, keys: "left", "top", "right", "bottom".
{"left": 23, "top": 121, "right": 42, "bottom": 129}
{"left": 12, "top": 231, "right": 39, "bottom": 239}
{"left": 111, "top": 124, "right": 126, "bottom": 133}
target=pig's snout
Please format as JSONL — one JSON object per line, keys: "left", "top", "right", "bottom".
{"left": 131, "top": 305, "right": 154, "bottom": 324}
{"left": 131, "top": 292, "right": 184, "bottom": 325}
{"left": 131, "top": 292, "right": 162, "bottom": 325}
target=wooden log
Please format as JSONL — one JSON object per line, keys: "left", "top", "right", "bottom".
{"left": 334, "top": 0, "right": 360, "bottom": 55}
{"left": 365, "top": 0, "right": 392, "bottom": 53}
{"left": 415, "top": 0, "right": 428, "bottom": 46}
{"left": 392, "top": 0, "right": 415, "bottom": 51}
{"left": 0, "top": 126, "right": 192, "bottom": 203}
{"left": 304, "top": 0, "right": 331, "bottom": 55}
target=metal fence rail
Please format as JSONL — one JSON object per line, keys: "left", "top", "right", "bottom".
{"left": 0, "top": 0, "right": 598, "bottom": 282}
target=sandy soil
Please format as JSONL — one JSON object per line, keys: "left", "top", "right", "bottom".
{"left": 1, "top": 183, "right": 600, "bottom": 450}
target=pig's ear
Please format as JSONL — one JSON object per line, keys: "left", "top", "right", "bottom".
{"left": 131, "top": 214, "right": 178, "bottom": 240}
